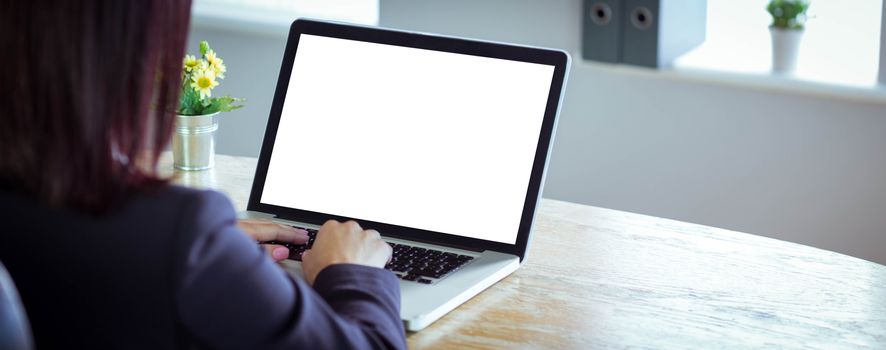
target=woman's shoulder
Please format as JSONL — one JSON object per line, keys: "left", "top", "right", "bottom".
{"left": 131, "top": 185, "right": 238, "bottom": 236}
{"left": 1, "top": 185, "right": 238, "bottom": 257}
{"left": 119, "top": 185, "right": 244, "bottom": 282}
{"left": 115, "top": 183, "right": 228, "bottom": 213}
{"left": 0, "top": 184, "right": 233, "bottom": 220}
{"left": 138, "top": 184, "right": 228, "bottom": 204}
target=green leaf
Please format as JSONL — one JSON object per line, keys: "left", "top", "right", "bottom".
{"left": 178, "top": 84, "right": 207, "bottom": 115}
{"left": 767, "top": 0, "right": 810, "bottom": 29}
{"left": 201, "top": 96, "right": 245, "bottom": 114}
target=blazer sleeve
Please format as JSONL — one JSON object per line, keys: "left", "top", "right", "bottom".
{"left": 172, "top": 190, "right": 407, "bottom": 350}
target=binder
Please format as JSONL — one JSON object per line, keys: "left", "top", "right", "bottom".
{"left": 582, "top": 0, "right": 623, "bottom": 63}
{"left": 621, "top": 0, "right": 707, "bottom": 68}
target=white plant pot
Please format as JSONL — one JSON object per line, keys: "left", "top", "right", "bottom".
{"left": 770, "top": 27, "right": 804, "bottom": 73}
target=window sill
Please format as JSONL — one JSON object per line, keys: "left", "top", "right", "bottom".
{"left": 580, "top": 60, "right": 886, "bottom": 106}
{"left": 649, "top": 0, "right": 885, "bottom": 105}
{"left": 190, "top": 1, "right": 378, "bottom": 37}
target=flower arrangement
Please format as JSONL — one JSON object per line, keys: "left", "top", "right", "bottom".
{"left": 767, "top": 0, "right": 810, "bottom": 30}
{"left": 177, "top": 41, "right": 243, "bottom": 116}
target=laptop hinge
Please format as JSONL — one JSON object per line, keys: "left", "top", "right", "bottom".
{"left": 238, "top": 210, "right": 277, "bottom": 220}
{"left": 382, "top": 233, "right": 485, "bottom": 253}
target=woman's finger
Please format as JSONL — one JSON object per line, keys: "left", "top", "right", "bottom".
{"left": 261, "top": 243, "right": 290, "bottom": 262}
{"left": 238, "top": 219, "right": 309, "bottom": 244}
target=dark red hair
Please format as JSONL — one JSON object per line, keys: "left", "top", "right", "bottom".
{"left": 0, "top": 0, "right": 192, "bottom": 213}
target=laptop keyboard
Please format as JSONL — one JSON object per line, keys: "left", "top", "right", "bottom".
{"left": 264, "top": 226, "right": 475, "bottom": 284}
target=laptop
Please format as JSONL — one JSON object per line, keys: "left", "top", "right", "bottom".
{"left": 242, "top": 19, "right": 570, "bottom": 331}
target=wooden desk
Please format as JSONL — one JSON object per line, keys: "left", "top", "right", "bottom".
{"left": 165, "top": 153, "right": 886, "bottom": 349}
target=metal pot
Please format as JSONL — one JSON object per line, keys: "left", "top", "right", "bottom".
{"left": 172, "top": 112, "right": 219, "bottom": 171}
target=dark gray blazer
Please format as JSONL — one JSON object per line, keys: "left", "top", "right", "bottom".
{"left": 0, "top": 186, "right": 406, "bottom": 349}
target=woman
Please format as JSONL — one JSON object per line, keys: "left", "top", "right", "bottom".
{"left": 0, "top": 1, "right": 406, "bottom": 349}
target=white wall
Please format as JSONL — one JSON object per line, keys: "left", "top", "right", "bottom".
{"left": 189, "top": 0, "right": 886, "bottom": 265}
{"left": 380, "top": 0, "right": 886, "bottom": 265}
{"left": 881, "top": 1, "right": 886, "bottom": 84}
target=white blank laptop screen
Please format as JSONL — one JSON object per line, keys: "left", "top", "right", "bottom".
{"left": 261, "top": 34, "right": 555, "bottom": 244}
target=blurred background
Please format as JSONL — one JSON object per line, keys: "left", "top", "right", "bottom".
{"left": 187, "top": 0, "right": 886, "bottom": 265}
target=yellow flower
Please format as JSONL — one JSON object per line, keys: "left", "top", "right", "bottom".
{"left": 205, "top": 50, "right": 226, "bottom": 79}
{"left": 190, "top": 68, "right": 219, "bottom": 100}
{"left": 183, "top": 54, "right": 200, "bottom": 72}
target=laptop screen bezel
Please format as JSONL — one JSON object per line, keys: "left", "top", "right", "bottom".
{"left": 248, "top": 19, "right": 569, "bottom": 262}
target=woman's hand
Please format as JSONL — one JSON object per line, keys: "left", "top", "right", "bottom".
{"left": 301, "top": 220, "right": 392, "bottom": 286}
{"left": 237, "top": 219, "right": 309, "bottom": 262}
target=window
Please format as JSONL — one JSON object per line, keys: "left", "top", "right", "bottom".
{"left": 674, "top": 0, "right": 883, "bottom": 87}
{"left": 192, "top": 0, "right": 379, "bottom": 33}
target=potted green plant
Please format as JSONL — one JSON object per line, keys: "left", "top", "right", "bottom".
{"left": 767, "top": 0, "right": 810, "bottom": 73}
{"left": 173, "top": 41, "right": 244, "bottom": 170}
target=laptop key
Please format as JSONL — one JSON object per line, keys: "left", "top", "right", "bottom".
{"left": 413, "top": 269, "right": 443, "bottom": 279}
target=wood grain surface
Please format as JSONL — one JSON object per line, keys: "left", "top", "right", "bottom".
{"left": 166, "top": 153, "right": 886, "bottom": 349}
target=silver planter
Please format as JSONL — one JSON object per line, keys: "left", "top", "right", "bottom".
{"left": 173, "top": 112, "right": 219, "bottom": 171}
